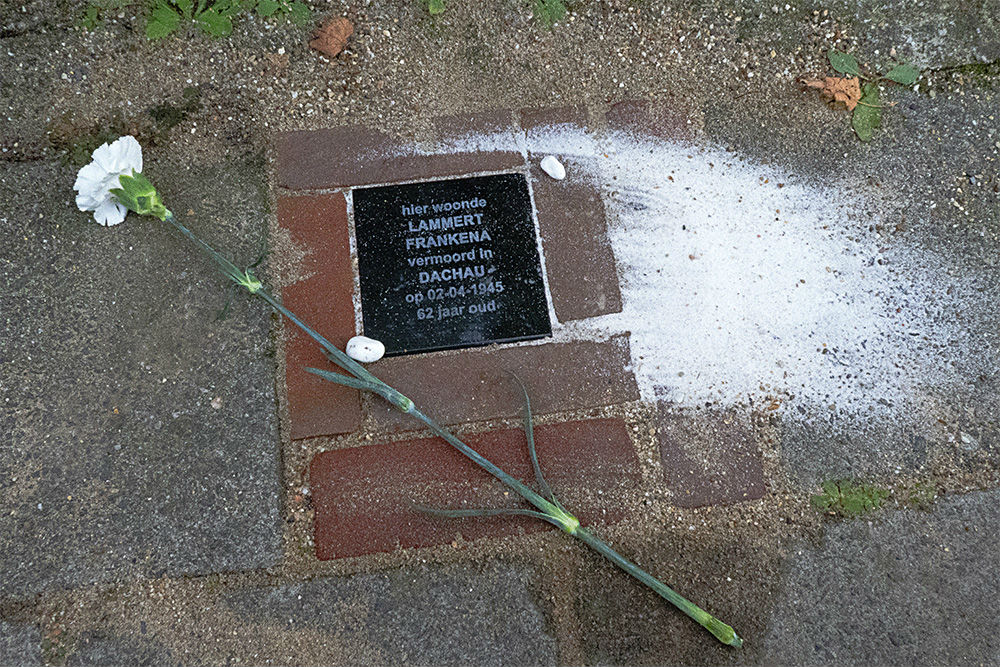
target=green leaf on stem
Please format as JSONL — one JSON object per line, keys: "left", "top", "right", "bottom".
{"left": 852, "top": 82, "right": 881, "bottom": 142}
{"left": 175, "top": 0, "right": 194, "bottom": 19}
{"left": 411, "top": 504, "right": 553, "bottom": 522}
{"left": 256, "top": 0, "right": 279, "bottom": 16}
{"left": 287, "top": 1, "right": 310, "bottom": 25}
{"left": 884, "top": 62, "right": 919, "bottom": 85}
{"left": 508, "top": 373, "right": 559, "bottom": 505}
{"left": 534, "top": 0, "right": 566, "bottom": 27}
{"left": 305, "top": 367, "right": 379, "bottom": 392}
{"left": 828, "top": 48, "right": 861, "bottom": 77}
{"left": 146, "top": 2, "right": 180, "bottom": 38}
{"left": 79, "top": 5, "right": 100, "bottom": 30}
{"left": 196, "top": 8, "right": 233, "bottom": 35}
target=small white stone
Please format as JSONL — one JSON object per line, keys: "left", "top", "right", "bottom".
{"left": 346, "top": 336, "right": 385, "bottom": 363}
{"left": 540, "top": 155, "right": 566, "bottom": 180}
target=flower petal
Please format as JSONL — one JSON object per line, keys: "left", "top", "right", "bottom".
{"left": 93, "top": 199, "right": 127, "bottom": 226}
{"left": 114, "top": 135, "right": 143, "bottom": 173}
{"left": 76, "top": 190, "right": 101, "bottom": 212}
{"left": 73, "top": 161, "right": 106, "bottom": 194}
{"left": 90, "top": 141, "right": 118, "bottom": 172}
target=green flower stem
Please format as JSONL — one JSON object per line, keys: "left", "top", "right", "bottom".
{"left": 159, "top": 211, "right": 741, "bottom": 647}
{"left": 409, "top": 404, "right": 739, "bottom": 646}
{"left": 407, "top": 406, "right": 573, "bottom": 530}
{"left": 162, "top": 213, "right": 379, "bottom": 386}
{"left": 575, "top": 527, "right": 743, "bottom": 647}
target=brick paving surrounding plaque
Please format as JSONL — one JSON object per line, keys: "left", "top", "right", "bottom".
{"left": 519, "top": 105, "right": 591, "bottom": 133}
{"left": 367, "top": 335, "right": 638, "bottom": 431}
{"left": 277, "top": 193, "right": 361, "bottom": 439}
{"left": 310, "top": 418, "right": 639, "bottom": 559}
{"left": 656, "top": 404, "right": 767, "bottom": 507}
{"left": 275, "top": 105, "right": 642, "bottom": 441}
{"left": 274, "top": 106, "right": 688, "bottom": 575}
{"left": 531, "top": 158, "right": 623, "bottom": 322}
{"left": 277, "top": 124, "right": 522, "bottom": 190}
{"left": 430, "top": 109, "right": 523, "bottom": 173}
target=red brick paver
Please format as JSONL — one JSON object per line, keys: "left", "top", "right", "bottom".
{"left": 531, "top": 158, "right": 623, "bottom": 322}
{"left": 311, "top": 418, "right": 639, "bottom": 559}
{"left": 367, "top": 335, "right": 639, "bottom": 431}
{"left": 277, "top": 193, "right": 360, "bottom": 439}
{"left": 277, "top": 125, "right": 522, "bottom": 190}
{"left": 431, "top": 109, "right": 523, "bottom": 173}
{"left": 656, "top": 405, "right": 766, "bottom": 507}
{"left": 605, "top": 100, "right": 696, "bottom": 142}
{"left": 519, "top": 105, "right": 590, "bottom": 132}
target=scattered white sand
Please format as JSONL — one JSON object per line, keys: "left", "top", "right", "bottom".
{"left": 449, "top": 126, "right": 973, "bottom": 419}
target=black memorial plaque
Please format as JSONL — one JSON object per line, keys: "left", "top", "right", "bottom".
{"left": 353, "top": 173, "right": 551, "bottom": 356}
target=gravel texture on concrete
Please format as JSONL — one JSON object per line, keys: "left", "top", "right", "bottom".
{"left": 764, "top": 488, "right": 1000, "bottom": 665}
{"left": 222, "top": 563, "right": 558, "bottom": 666}
{"left": 0, "top": 156, "right": 282, "bottom": 598}
{"left": 0, "top": 619, "right": 41, "bottom": 666}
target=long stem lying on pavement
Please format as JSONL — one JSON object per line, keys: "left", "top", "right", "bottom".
{"left": 162, "top": 211, "right": 743, "bottom": 648}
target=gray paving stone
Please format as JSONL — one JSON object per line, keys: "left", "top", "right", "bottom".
{"left": 67, "top": 632, "right": 180, "bottom": 667}
{"left": 0, "top": 619, "right": 40, "bottom": 666}
{"left": 842, "top": 0, "right": 1000, "bottom": 69}
{"left": 682, "top": 0, "right": 999, "bottom": 69}
{"left": 764, "top": 489, "right": 1000, "bottom": 665}
{"left": 706, "top": 73, "right": 1000, "bottom": 485}
{"left": 0, "top": 156, "right": 281, "bottom": 597}
{"left": 223, "top": 563, "right": 558, "bottom": 666}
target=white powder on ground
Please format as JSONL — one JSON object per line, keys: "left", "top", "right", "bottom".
{"left": 518, "top": 127, "right": 971, "bottom": 420}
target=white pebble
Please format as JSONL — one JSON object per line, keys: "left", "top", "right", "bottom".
{"left": 540, "top": 155, "right": 566, "bottom": 180}
{"left": 346, "top": 336, "right": 385, "bottom": 363}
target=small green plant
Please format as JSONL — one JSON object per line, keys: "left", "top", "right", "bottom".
{"left": 146, "top": 0, "right": 309, "bottom": 39}
{"left": 77, "top": 0, "right": 130, "bottom": 30}
{"left": 533, "top": 0, "right": 567, "bottom": 26}
{"left": 811, "top": 479, "right": 890, "bottom": 518}
{"left": 426, "top": 0, "right": 445, "bottom": 14}
{"left": 254, "top": 0, "right": 310, "bottom": 23}
{"left": 147, "top": 0, "right": 240, "bottom": 38}
{"left": 79, "top": 5, "right": 101, "bottom": 29}
{"left": 804, "top": 49, "right": 920, "bottom": 142}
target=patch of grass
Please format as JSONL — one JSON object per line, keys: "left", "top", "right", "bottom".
{"left": 810, "top": 479, "right": 890, "bottom": 518}
{"left": 533, "top": 0, "right": 567, "bottom": 27}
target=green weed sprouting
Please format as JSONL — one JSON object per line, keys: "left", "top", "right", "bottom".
{"left": 810, "top": 479, "right": 890, "bottom": 518}
{"left": 146, "top": 0, "right": 310, "bottom": 39}
{"left": 806, "top": 49, "right": 920, "bottom": 142}
{"left": 79, "top": 0, "right": 310, "bottom": 39}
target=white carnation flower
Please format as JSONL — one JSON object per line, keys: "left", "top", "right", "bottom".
{"left": 73, "top": 135, "right": 143, "bottom": 226}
